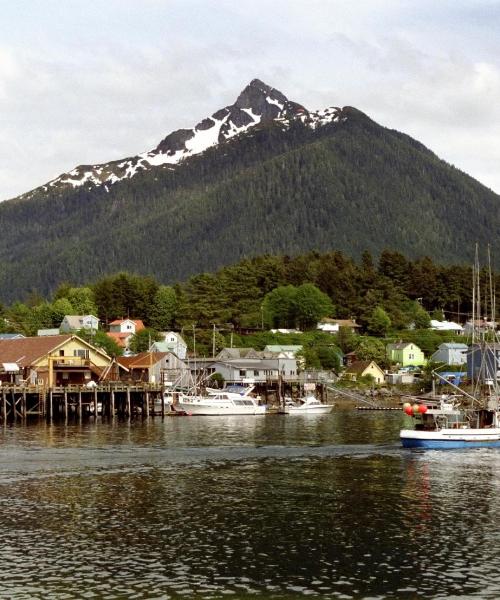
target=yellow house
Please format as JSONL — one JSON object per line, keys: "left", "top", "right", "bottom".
{"left": 0, "top": 334, "right": 113, "bottom": 387}
{"left": 343, "top": 360, "right": 385, "bottom": 384}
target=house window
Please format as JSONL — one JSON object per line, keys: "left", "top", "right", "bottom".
{"left": 59, "top": 350, "right": 65, "bottom": 357}
{"left": 239, "top": 370, "right": 246, "bottom": 377}
{"left": 74, "top": 349, "right": 89, "bottom": 359}
{"left": 253, "top": 370, "right": 259, "bottom": 377}
{"left": 409, "top": 353, "right": 414, "bottom": 360}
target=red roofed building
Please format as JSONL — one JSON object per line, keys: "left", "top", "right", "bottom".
{"left": 109, "top": 319, "right": 145, "bottom": 334}
{"left": 107, "top": 319, "right": 145, "bottom": 350}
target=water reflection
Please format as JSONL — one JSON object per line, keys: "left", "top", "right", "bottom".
{"left": 0, "top": 412, "right": 499, "bottom": 598}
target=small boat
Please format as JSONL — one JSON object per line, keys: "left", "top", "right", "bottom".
{"left": 176, "top": 392, "right": 266, "bottom": 416}
{"left": 280, "top": 395, "right": 334, "bottom": 415}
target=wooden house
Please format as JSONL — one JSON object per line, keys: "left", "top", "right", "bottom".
{"left": 0, "top": 334, "right": 113, "bottom": 387}
{"left": 343, "top": 360, "right": 385, "bottom": 384}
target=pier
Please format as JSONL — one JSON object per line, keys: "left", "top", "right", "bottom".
{"left": 0, "top": 379, "right": 331, "bottom": 423}
{"left": 0, "top": 383, "right": 164, "bottom": 421}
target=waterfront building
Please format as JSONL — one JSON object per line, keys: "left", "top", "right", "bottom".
{"left": 187, "top": 348, "right": 299, "bottom": 384}
{"left": 0, "top": 334, "right": 113, "bottom": 386}
{"left": 117, "top": 351, "right": 190, "bottom": 386}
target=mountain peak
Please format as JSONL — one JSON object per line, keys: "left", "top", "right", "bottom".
{"left": 29, "top": 80, "right": 342, "bottom": 197}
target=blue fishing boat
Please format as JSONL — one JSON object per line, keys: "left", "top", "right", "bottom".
{"left": 400, "top": 396, "right": 500, "bottom": 449}
{"left": 401, "top": 245, "right": 500, "bottom": 450}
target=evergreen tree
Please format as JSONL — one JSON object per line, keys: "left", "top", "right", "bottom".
{"left": 366, "top": 306, "right": 391, "bottom": 336}
{"left": 129, "top": 328, "right": 163, "bottom": 353}
{"left": 149, "top": 286, "right": 177, "bottom": 330}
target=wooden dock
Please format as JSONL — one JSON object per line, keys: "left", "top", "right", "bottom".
{"left": 0, "top": 384, "right": 165, "bottom": 421}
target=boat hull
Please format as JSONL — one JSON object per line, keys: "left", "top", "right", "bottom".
{"left": 401, "top": 428, "right": 500, "bottom": 449}
{"left": 284, "top": 405, "right": 334, "bottom": 415}
{"left": 176, "top": 402, "right": 266, "bottom": 416}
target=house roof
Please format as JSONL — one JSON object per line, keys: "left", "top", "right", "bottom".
{"left": 264, "top": 345, "right": 303, "bottom": 353}
{"left": 345, "top": 360, "right": 382, "bottom": 375}
{"left": 215, "top": 348, "right": 258, "bottom": 359}
{"left": 162, "top": 331, "right": 186, "bottom": 344}
{"left": 213, "top": 359, "right": 280, "bottom": 370}
{"left": 437, "top": 343, "right": 468, "bottom": 350}
{"left": 106, "top": 332, "right": 133, "bottom": 348}
{"left": 152, "top": 341, "right": 176, "bottom": 353}
{"left": 117, "top": 352, "right": 168, "bottom": 369}
{"left": 320, "top": 318, "right": 360, "bottom": 328}
{"left": 109, "top": 319, "right": 145, "bottom": 330}
{"left": 0, "top": 335, "right": 73, "bottom": 367}
{"left": 62, "top": 315, "right": 99, "bottom": 328}
{"left": 387, "top": 342, "right": 414, "bottom": 350}
{"left": 430, "top": 320, "right": 463, "bottom": 331}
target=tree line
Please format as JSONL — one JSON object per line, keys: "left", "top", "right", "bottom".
{"left": 1, "top": 248, "right": 496, "bottom": 340}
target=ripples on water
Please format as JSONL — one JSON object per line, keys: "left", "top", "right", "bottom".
{"left": 0, "top": 412, "right": 499, "bottom": 599}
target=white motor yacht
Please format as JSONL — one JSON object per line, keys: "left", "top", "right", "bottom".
{"left": 177, "top": 392, "right": 266, "bottom": 415}
{"left": 280, "top": 395, "right": 334, "bottom": 415}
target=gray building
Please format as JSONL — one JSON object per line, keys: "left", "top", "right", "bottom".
{"left": 187, "top": 348, "right": 299, "bottom": 383}
{"left": 431, "top": 343, "right": 468, "bottom": 366}
{"left": 60, "top": 315, "right": 99, "bottom": 333}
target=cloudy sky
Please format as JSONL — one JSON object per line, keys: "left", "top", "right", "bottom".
{"left": 1, "top": 0, "right": 500, "bottom": 200}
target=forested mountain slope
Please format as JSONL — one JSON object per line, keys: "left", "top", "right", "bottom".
{"left": 0, "top": 80, "right": 499, "bottom": 303}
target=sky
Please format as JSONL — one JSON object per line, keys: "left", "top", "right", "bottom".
{"left": 1, "top": 0, "right": 500, "bottom": 200}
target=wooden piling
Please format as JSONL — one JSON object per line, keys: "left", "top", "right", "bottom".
{"left": 11, "top": 390, "right": 16, "bottom": 421}
{"left": 111, "top": 390, "right": 115, "bottom": 419}
{"left": 64, "top": 390, "right": 68, "bottom": 420}
{"left": 78, "top": 390, "right": 82, "bottom": 419}
{"left": 49, "top": 389, "right": 53, "bottom": 420}
{"left": 2, "top": 389, "right": 6, "bottom": 422}
{"left": 126, "top": 389, "right": 131, "bottom": 417}
{"left": 93, "top": 388, "right": 98, "bottom": 417}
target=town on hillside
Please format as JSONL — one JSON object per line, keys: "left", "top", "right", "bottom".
{"left": 0, "top": 309, "right": 497, "bottom": 417}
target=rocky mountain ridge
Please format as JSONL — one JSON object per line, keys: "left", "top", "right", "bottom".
{"left": 1, "top": 78, "right": 499, "bottom": 304}
{"left": 23, "top": 79, "right": 344, "bottom": 198}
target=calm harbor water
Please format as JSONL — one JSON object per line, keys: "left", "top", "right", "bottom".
{"left": 1, "top": 411, "right": 499, "bottom": 599}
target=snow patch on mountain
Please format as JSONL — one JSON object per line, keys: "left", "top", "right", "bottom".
{"left": 25, "top": 80, "right": 348, "bottom": 198}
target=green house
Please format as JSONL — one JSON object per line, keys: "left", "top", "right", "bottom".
{"left": 386, "top": 342, "right": 425, "bottom": 367}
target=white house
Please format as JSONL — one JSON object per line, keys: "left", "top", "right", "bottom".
{"left": 317, "top": 318, "right": 360, "bottom": 334}
{"left": 430, "top": 320, "right": 464, "bottom": 335}
{"left": 60, "top": 315, "right": 99, "bottom": 333}
{"left": 158, "top": 331, "right": 187, "bottom": 359}
{"left": 108, "top": 319, "right": 145, "bottom": 334}
{"left": 431, "top": 343, "right": 468, "bottom": 366}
